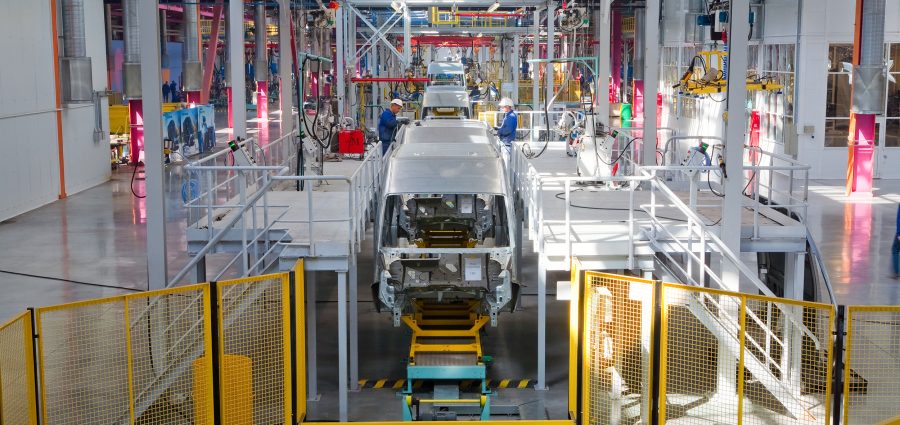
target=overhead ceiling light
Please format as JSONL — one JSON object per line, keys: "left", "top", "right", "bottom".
{"left": 486, "top": 0, "right": 500, "bottom": 12}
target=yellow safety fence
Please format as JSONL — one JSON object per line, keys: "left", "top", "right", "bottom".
{"left": 0, "top": 311, "right": 37, "bottom": 425}
{"left": 570, "top": 261, "right": 838, "bottom": 425}
{"left": 843, "top": 306, "right": 900, "bottom": 424}
{"left": 1, "top": 256, "right": 898, "bottom": 424}
{"left": 659, "top": 282, "right": 834, "bottom": 425}
{"left": 0, "top": 261, "right": 305, "bottom": 424}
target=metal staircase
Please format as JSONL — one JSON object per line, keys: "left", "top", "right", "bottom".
{"left": 509, "top": 141, "right": 824, "bottom": 420}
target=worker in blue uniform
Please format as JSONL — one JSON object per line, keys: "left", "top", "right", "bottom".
{"left": 379, "top": 99, "right": 404, "bottom": 155}
{"left": 893, "top": 203, "right": 900, "bottom": 279}
{"left": 494, "top": 97, "right": 518, "bottom": 158}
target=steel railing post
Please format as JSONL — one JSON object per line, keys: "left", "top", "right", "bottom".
{"left": 565, "top": 179, "right": 571, "bottom": 261}
{"left": 239, "top": 173, "right": 249, "bottom": 275}
{"left": 832, "top": 305, "right": 846, "bottom": 425}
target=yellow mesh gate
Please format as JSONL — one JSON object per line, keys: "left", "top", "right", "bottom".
{"left": 36, "top": 296, "right": 131, "bottom": 424}
{"left": 582, "top": 272, "right": 655, "bottom": 425}
{"left": 843, "top": 306, "right": 900, "bottom": 425}
{"left": 660, "top": 284, "right": 741, "bottom": 423}
{"left": 742, "top": 296, "right": 833, "bottom": 424}
{"left": 125, "top": 284, "right": 214, "bottom": 424}
{"left": 659, "top": 283, "right": 833, "bottom": 424}
{"left": 217, "top": 273, "right": 293, "bottom": 425}
{"left": 0, "top": 311, "right": 37, "bottom": 425}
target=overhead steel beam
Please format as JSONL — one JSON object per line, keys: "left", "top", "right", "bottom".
{"left": 229, "top": 0, "right": 247, "bottom": 137}
{"left": 347, "top": 4, "right": 404, "bottom": 63}
{"left": 403, "top": 5, "right": 411, "bottom": 68}
{"left": 138, "top": 0, "right": 167, "bottom": 290}
{"left": 640, "top": 0, "right": 659, "bottom": 166}
{"left": 279, "top": 0, "right": 294, "bottom": 135}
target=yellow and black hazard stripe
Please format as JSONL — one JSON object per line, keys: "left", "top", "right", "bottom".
{"left": 357, "top": 378, "right": 535, "bottom": 390}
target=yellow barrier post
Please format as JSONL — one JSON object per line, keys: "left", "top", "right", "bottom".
{"left": 0, "top": 311, "right": 38, "bottom": 425}
{"left": 843, "top": 306, "right": 900, "bottom": 424}
{"left": 216, "top": 272, "right": 293, "bottom": 424}
{"left": 294, "top": 259, "right": 308, "bottom": 422}
{"left": 581, "top": 272, "right": 655, "bottom": 425}
{"left": 567, "top": 257, "right": 582, "bottom": 421}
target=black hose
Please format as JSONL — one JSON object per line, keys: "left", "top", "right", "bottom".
{"left": 130, "top": 163, "right": 146, "bottom": 198}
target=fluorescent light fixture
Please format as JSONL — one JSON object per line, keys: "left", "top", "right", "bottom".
{"left": 486, "top": 0, "right": 500, "bottom": 12}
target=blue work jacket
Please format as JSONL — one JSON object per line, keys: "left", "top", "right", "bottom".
{"left": 497, "top": 110, "right": 518, "bottom": 145}
{"left": 378, "top": 110, "right": 398, "bottom": 142}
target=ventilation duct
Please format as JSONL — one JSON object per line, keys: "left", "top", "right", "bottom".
{"left": 255, "top": 4, "right": 269, "bottom": 82}
{"left": 61, "top": 0, "right": 93, "bottom": 102}
{"left": 183, "top": 4, "right": 202, "bottom": 92}
{"left": 852, "top": 0, "right": 886, "bottom": 114}
{"left": 123, "top": 0, "right": 142, "bottom": 98}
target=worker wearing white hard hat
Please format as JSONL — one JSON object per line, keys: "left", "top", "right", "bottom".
{"left": 379, "top": 99, "right": 405, "bottom": 155}
{"left": 494, "top": 97, "right": 518, "bottom": 157}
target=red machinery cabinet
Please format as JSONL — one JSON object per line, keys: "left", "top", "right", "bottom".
{"left": 338, "top": 130, "right": 365, "bottom": 154}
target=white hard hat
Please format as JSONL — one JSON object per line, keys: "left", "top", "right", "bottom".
{"left": 498, "top": 97, "right": 514, "bottom": 108}
{"left": 391, "top": 99, "right": 404, "bottom": 107}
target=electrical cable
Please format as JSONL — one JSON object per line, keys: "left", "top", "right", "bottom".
{"left": 553, "top": 189, "right": 730, "bottom": 226}
{"left": 523, "top": 41, "right": 578, "bottom": 159}
{"left": 0, "top": 269, "right": 143, "bottom": 292}
{"left": 130, "top": 163, "right": 146, "bottom": 199}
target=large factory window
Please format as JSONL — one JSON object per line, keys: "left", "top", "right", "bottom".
{"left": 754, "top": 44, "right": 795, "bottom": 148}
{"left": 885, "top": 44, "right": 900, "bottom": 147}
{"left": 825, "top": 44, "right": 853, "bottom": 148}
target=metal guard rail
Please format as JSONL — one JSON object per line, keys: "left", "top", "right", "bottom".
{"left": 170, "top": 144, "right": 383, "bottom": 287}
{"left": 508, "top": 144, "right": 821, "bottom": 350}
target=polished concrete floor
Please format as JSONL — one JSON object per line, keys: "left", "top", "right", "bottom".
{"left": 2, "top": 114, "right": 900, "bottom": 420}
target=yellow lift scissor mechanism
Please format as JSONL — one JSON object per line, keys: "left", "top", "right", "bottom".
{"left": 675, "top": 49, "right": 785, "bottom": 96}
{"left": 401, "top": 300, "right": 492, "bottom": 421}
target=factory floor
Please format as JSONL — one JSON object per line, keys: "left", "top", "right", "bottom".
{"left": 1, "top": 110, "right": 900, "bottom": 419}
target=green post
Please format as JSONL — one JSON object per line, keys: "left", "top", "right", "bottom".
{"left": 620, "top": 103, "right": 633, "bottom": 128}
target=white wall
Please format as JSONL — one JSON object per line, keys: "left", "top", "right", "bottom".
{"left": 0, "top": 0, "right": 62, "bottom": 221}
{"left": 657, "top": 0, "right": 900, "bottom": 180}
{"left": 63, "top": 0, "right": 111, "bottom": 195}
{"left": 797, "top": 0, "right": 900, "bottom": 179}
{"left": 0, "top": 0, "right": 110, "bottom": 222}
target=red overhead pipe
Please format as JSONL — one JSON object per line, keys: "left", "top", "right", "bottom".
{"left": 351, "top": 77, "right": 429, "bottom": 83}
{"left": 400, "top": 36, "right": 494, "bottom": 47}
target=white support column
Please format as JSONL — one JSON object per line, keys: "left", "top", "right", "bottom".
{"left": 641, "top": 0, "right": 660, "bottom": 166}
{"left": 718, "top": 0, "right": 750, "bottom": 401}
{"left": 782, "top": 252, "right": 806, "bottom": 396}
{"left": 595, "top": 3, "right": 611, "bottom": 120}
{"left": 337, "top": 271, "right": 349, "bottom": 422}
{"left": 536, "top": 255, "right": 547, "bottom": 390}
{"left": 279, "top": 0, "right": 294, "bottom": 134}
{"left": 138, "top": 0, "right": 167, "bottom": 290}
{"left": 336, "top": 7, "right": 346, "bottom": 117}
{"left": 349, "top": 253, "right": 359, "bottom": 391}
{"left": 306, "top": 271, "right": 319, "bottom": 400}
{"left": 229, "top": 0, "right": 247, "bottom": 138}
{"left": 403, "top": 5, "right": 411, "bottom": 69}
{"left": 545, "top": 1, "right": 555, "bottom": 107}
{"left": 532, "top": 8, "right": 540, "bottom": 142}
{"left": 373, "top": 46, "right": 380, "bottom": 125}
{"left": 512, "top": 35, "right": 520, "bottom": 104}
{"left": 722, "top": 0, "right": 750, "bottom": 289}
